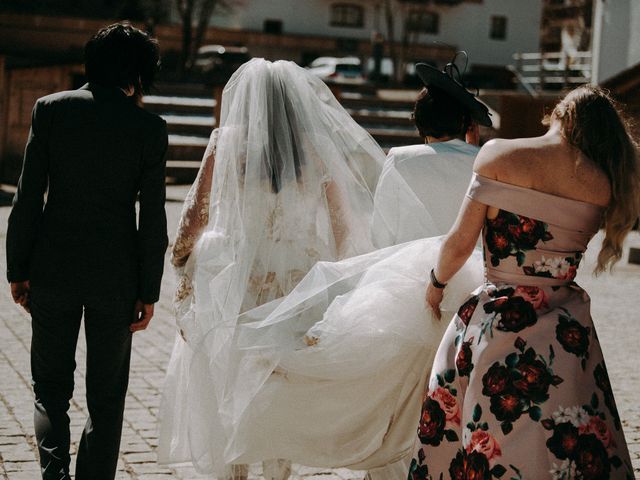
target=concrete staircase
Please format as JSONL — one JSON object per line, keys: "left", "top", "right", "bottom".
{"left": 143, "top": 83, "right": 216, "bottom": 181}
{"left": 146, "top": 82, "right": 421, "bottom": 183}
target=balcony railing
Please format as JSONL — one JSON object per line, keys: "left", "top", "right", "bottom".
{"left": 509, "top": 51, "right": 592, "bottom": 95}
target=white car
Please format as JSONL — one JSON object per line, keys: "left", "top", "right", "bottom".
{"left": 306, "top": 57, "right": 365, "bottom": 84}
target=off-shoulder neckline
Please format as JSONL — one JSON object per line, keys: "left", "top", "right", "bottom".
{"left": 472, "top": 173, "right": 607, "bottom": 211}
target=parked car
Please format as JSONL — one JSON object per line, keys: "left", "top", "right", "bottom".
{"left": 365, "top": 57, "right": 394, "bottom": 83}
{"left": 193, "top": 45, "right": 251, "bottom": 85}
{"left": 306, "top": 56, "right": 365, "bottom": 84}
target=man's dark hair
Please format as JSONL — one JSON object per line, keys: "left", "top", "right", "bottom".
{"left": 412, "top": 86, "right": 472, "bottom": 139}
{"left": 84, "top": 23, "right": 160, "bottom": 96}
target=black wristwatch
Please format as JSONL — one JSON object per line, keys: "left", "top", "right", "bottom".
{"left": 430, "top": 268, "right": 447, "bottom": 289}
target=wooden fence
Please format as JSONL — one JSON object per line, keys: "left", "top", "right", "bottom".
{"left": 0, "top": 57, "right": 83, "bottom": 183}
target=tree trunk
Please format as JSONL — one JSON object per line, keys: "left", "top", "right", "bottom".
{"left": 176, "top": 0, "right": 194, "bottom": 77}
{"left": 188, "top": 0, "right": 218, "bottom": 71}
{"left": 398, "top": 5, "right": 410, "bottom": 84}
{"left": 384, "top": 0, "right": 397, "bottom": 84}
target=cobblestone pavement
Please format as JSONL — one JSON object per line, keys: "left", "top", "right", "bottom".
{"left": 0, "top": 186, "right": 638, "bottom": 479}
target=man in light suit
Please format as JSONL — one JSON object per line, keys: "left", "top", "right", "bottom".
{"left": 6, "top": 23, "right": 168, "bottom": 479}
{"left": 372, "top": 62, "right": 493, "bottom": 247}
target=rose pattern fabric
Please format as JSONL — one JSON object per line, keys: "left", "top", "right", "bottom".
{"left": 542, "top": 399, "right": 625, "bottom": 480}
{"left": 594, "top": 362, "right": 623, "bottom": 431}
{"left": 483, "top": 293, "right": 538, "bottom": 333}
{"left": 417, "top": 372, "right": 461, "bottom": 449}
{"left": 485, "top": 210, "right": 553, "bottom": 267}
{"left": 417, "top": 397, "right": 447, "bottom": 447}
{"left": 457, "top": 295, "right": 479, "bottom": 327}
{"left": 513, "top": 285, "right": 548, "bottom": 310}
{"left": 555, "top": 308, "right": 591, "bottom": 370}
{"left": 480, "top": 338, "right": 564, "bottom": 433}
{"left": 456, "top": 339, "right": 474, "bottom": 377}
{"left": 431, "top": 386, "right": 462, "bottom": 426}
{"left": 408, "top": 286, "right": 632, "bottom": 480}
{"left": 467, "top": 430, "right": 502, "bottom": 461}
{"left": 580, "top": 416, "right": 616, "bottom": 455}
{"left": 448, "top": 450, "right": 492, "bottom": 480}
{"left": 523, "top": 253, "right": 582, "bottom": 281}
{"left": 407, "top": 205, "right": 632, "bottom": 479}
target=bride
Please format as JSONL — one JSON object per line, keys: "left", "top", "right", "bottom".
{"left": 158, "top": 58, "right": 483, "bottom": 479}
{"left": 158, "top": 58, "right": 385, "bottom": 478}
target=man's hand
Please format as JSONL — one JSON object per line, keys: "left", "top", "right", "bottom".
{"left": 131, "top": 300, "right": 154, "bottom": 333}
{"left": 10, "top": 281, "right": 31, "bottom": 313}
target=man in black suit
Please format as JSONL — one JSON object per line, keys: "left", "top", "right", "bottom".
{"left": 6, "top": 23, "right": 168, "bottom": 480}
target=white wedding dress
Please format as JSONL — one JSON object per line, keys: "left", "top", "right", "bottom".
{"left": 372, "top": 140, "right": 479, "bottom": 247}
{"left": 158, "top": 59, "right": 482, "bottom": 479}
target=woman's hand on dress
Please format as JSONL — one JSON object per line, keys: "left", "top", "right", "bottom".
{"left": 425, "top": 282, "right": 444, "bottom": 320}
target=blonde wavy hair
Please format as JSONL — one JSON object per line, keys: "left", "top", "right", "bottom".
{"left": 546, "top": 85, "right": 640, "bottom": 273}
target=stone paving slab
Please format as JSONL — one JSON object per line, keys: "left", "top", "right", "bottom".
{"left": 0, "top": 187, "right": 638, "bottom": 479}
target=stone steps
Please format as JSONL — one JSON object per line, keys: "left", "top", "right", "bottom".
{"left": 162, "top": 114, "right": 215, "bottom": 137}
{"left": 143, "top": 95, "right": 215, "bottom": 116}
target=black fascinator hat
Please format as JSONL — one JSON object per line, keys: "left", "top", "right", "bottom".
{"left": 415, "top": 52, "right": 492, "bottom": 127}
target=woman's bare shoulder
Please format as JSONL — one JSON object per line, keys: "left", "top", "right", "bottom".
{"left": 473, "top": 137, "right": 542, "bottom": 178}
{"left": 473, "top": 135, "right": 611, "bottom": 205}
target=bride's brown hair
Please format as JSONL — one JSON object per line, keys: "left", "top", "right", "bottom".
{"left": 548, "top": 85, "right": 639, "bottom": 273}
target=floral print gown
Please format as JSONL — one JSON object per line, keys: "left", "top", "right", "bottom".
{"left": 408, "top": 174, "right": 634, "bottom": 480}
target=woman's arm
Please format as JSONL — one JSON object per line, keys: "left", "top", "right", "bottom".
{"left": 324, "top": 179, "right": 350, "bottom": 257}
{"left": 171, "top": 142, "right": 216, "bottom": 268}
{"left": 425, "top": 139, "right": 506, "bottom": 318}
{"left": 426, "top": 195, "right": 487, "bottom": 319}
{"left": 426, "top": 139, "right": 510, "bottom": 318}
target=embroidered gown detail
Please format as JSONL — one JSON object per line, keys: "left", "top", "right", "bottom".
{"left": 408, "top": 174, "right": 634, "bottom": 480}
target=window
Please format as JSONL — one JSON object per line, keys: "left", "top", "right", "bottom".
{"left": 263, "top": 19, "right": 283, "bottom": 34}
{"left": 490, "top": 15, "right": 507, "bottom": 40}
{"left": 330, "top": 3, "right": 364, "bottom": 28}
{"left": 406, "top": 10, "right": 439, "bottom": 34}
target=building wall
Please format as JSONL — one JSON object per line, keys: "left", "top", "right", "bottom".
{"left": 410, "top": 0, "right": 542, "bottom": 66}
{"left": 180, "top": 0, "right": 542, "bottom": 68}
{"left": 627, "top": 0, "right": 640, "bottom": 69}
{"left": 0, "top": 1, "right": 542, "bottom": 69}
{"left": 592, "top": 0, "right": 640, "bottom": 83}
{"left": 0, "top": 13, "right": 455, "bottom": 70}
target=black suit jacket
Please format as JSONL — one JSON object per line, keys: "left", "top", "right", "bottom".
{"left": 6, "top": 83, "right": 169, "bottom": 303}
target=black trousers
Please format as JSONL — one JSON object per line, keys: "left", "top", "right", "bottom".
{"left": 30, "top": 288, "right": 134, "bottom": 480}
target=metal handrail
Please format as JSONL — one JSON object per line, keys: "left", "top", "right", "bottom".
{"left": 506, "top": 64, "right": 538, "bottom": 97}
{"left": 513, "top": 51, "right": 592, "bottom": 60}
{"left": 510, "top": 50, "right": 593, "bottom": 94}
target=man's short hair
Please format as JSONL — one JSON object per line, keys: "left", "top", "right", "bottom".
{"left": 84, "top": 23, "right": 160, "bottom": 95}
{"left": 412, "top": 86, "right": 472, "bottom": 139}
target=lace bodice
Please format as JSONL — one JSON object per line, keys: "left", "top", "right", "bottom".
{"left": 172, "top": 130, "right": 351, "bottom": 311}
{"left": 172, "top": 129, "right": 218, "bottom": 269}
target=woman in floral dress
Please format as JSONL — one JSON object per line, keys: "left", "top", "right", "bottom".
{"left": 411, "top": 85, "right": 639, "bottom": 479}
